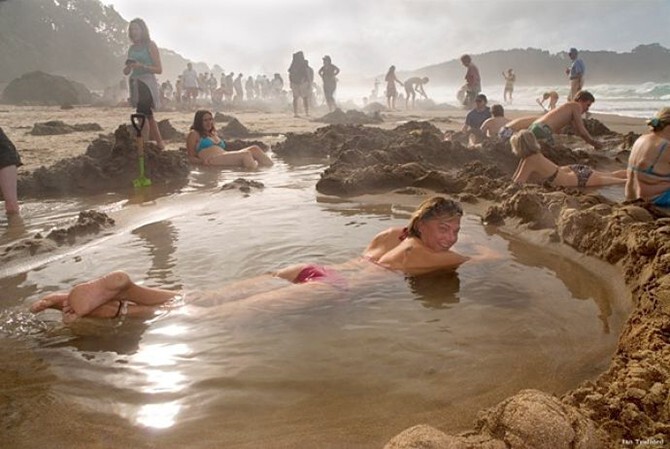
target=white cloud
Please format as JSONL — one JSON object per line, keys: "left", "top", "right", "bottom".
{"left": 106, "top": 0, "right": 670, "bottom": 77}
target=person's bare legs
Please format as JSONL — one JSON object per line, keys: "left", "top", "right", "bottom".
{"left": 147, "top": 116, "right": 165, "bottom": 150}
{"left": 293, "top": 96, "right": 300, "bottom": 117}
{"left": 245, "top": 145, "right": 273, "bottom": 167}
{"left": 0, "top": 165, "right": 19, "bottom": 214}
{"left": 586, "top": 172, "right": 627, "bottom": 187}
{"left": 303, "top": 96, "right": 309, "bottom": 117}
{"left": 66, "top": 271, "right": 176, "bottom": 317}
{"left": 205, "top": 151, "right": 258, "bottom": 169}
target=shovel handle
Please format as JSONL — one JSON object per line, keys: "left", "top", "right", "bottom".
{"left": 130, "top": 113, "right": 146, "bottom": 137}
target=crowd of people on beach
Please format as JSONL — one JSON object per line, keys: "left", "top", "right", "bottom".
{"left": 1, "top": 18, "right": 669, "bottom": 323}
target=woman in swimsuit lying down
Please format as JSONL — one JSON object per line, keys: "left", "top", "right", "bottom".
{"left": 510, "top": 130, "right": 626, "bottom": 188}
{"left": 625, "top": 107, "right": 670, "bottom": 207}
{"left": 186, "top": 110, "right": 273, "bottom": 169}
{"left": 31, "top": 196, "right": 498, "bottom": 322}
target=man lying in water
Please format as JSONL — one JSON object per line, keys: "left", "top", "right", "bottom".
{"left": 31, "top": 196, "right": 498, "bottom": 322}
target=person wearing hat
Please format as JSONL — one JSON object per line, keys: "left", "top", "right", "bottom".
{"left": 318, "top": 55, "right": 340, "bottom": 112}
{"left": 565, "top": 48, "right": 585, "bottom": 101}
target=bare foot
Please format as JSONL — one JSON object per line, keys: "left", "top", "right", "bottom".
{"left": 30, "top": 292, "right": 69, "bottom": 313}
{"left": 68, "top": 271, "right": 131, "bottom": 317}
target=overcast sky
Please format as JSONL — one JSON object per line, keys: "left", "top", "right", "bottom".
{"left": 105, "top": 0, "right": 670, "bottom": 76}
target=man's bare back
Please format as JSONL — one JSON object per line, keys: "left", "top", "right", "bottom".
{"left": 534, "top": 95, "right": 602, "bottom": 149}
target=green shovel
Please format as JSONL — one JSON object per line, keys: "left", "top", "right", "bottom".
{"left": 130, "top": 113, "right": 152, "bottom": 188}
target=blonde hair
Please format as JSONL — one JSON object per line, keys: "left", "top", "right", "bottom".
{"left": 407, "top": 196, "right": 463, "bottom": 238}
{"left": 648, "top": 107, "right": 670, "bottom": 132}
{"left": 510, "top": 130, "right": 541, "bottom": 159}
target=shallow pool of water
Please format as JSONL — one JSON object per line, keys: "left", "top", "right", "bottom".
{"left": 0, "top": 160, "right": 629, "bottom": 448}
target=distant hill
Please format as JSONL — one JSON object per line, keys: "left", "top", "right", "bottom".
{"left": 402, "top": 44, "right": 670, "bottom": 86}
{"left": 0, "top": 0, "right": 210, "bottom": 90}
{"left": 2, "top": 0, "right": 669, "bottom": 91}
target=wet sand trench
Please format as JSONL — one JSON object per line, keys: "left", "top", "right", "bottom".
{"left": 0, "top": 160, "right": 634, "bottom": 449}
{"left": 1, "top": 113, "right": 668, "bottom": 448}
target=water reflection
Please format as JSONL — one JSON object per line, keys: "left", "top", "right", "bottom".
{"left": 132, "top": 220, "right": 180, "bottom": 289}
{"left": 136, "top": 401, "right": 182, "bottom": 429}
{"left": 0, "top": 272, "right": 36, "bottom": 308}
{"left": 407, "top": 271, "right": 461, "bottom": 309}
{"left": 505, "top": 237, "right": 615, "bottom": 333}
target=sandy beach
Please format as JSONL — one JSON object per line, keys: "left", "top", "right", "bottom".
{"left": 0, "top": 104, "right": 648, "bottom": 173}
{"left": 1, "top": 102, "right": 668, "bottom": 449}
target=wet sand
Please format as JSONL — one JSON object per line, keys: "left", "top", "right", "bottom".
{"left": 0, "top": 104, "right": 647, "bottom": 173}
{"left": 0, "top": 103, "right": 664, "bottom": 449}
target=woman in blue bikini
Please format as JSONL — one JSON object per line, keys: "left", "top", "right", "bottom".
{"left": 626, "top": 108, "right": 670, "bottom": 207}
{"left": 186, "top": 110, "right": 273, "bottom": 169}
{"left": 31, "top": 197, "right": 497, "bottom": 321}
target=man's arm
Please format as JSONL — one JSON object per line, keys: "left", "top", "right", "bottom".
{"left": 571, "top": 107, "right": 602, "bottom": 149}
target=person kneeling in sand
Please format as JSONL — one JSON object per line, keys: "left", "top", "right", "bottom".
{"left": 31, "top": 197, "right": 499, "bottom": 322}
{"left": 186, "top": 110, "right": 273, "bottom": 169}
{"left": 625, "top": 108, "right": 670, "bottom": 207}
{"left": 527, "top": 90, "right": 603, "bottom": 150}
{"left": 480, "top": 104, "right": 509, "bottom": 138}
{"left": 510, "top": 130, "right": 626, "bottom": 187}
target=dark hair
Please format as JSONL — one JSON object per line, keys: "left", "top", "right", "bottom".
{"left": 190, "top": 110, "right": 214, "bottom": 136}
{"left": 460, "top": 54, "right": 471, "bottom": 64}
{"left": 128, "top": 18, "right": 151, "bottom": 44}
{"left": 385, "top": 65, "right": 396, "bottom": 82}
{"left": 491, "top": 104, "right": 504, "bottom": 117}
{"left": 574, "top": 90, "right": 595, "bottom": 103}
{"left": 407, "top": 196, "right": 463, "bottom": 238}
{"left": 475, "top": 94, "right": 487, "bottom": 103}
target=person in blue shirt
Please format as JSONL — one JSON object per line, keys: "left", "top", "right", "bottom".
{"left": 565, "top": 48, "right": 585, "bottom": 101}
{"left": 460, "top": 94, "right": 492, "bottom": 145}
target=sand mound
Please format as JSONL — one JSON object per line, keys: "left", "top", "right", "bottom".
{"left": 30, "top": 120, "right": 103, "bottom": 136}
{"left": 17, "top": 125, "right": 189, "bottom": 197}
{"left": 220, "top": 178, "right": 265, "bottom": 193}
{"left": 221, "top": 118, "right": 250, "bottom": 137}
{"left": 314, "top": 108, "right": 383, "bottom": 125}
{"left": 362, "top": 102, "right": 387, "bottom": 113}
{"left": 157, "top": 119, "right": 185, "bottom": 141}
{"left": 2, "top": 71, "right": 93, "bottom": 106}
{"left": 214, "top": 112, "right": 235, "bottom": 123}
{"left": 1, "top": 210, "right": 115, "bottom": 264}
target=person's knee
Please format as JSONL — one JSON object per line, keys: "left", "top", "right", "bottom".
{"left": 241, "top": 150, "right": 257, "bottom": 168}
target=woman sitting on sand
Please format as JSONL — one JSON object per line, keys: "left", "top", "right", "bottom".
{"left": 186, "top": 110, "right": 273, "bottom": 169}
{"left": 510, "top": 130, "right": 626, "bottom": 187}
{"left": 31, "top": 197, "right": 496, "bottom": 321}
{"left": 626, "top": 108, "right": 670, "bottom": 207}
